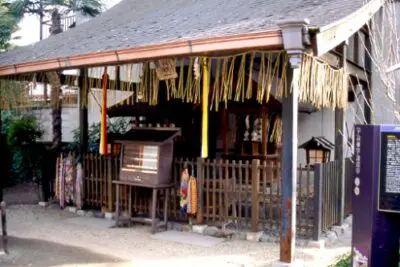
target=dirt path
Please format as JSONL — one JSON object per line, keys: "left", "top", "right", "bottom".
{"left": 0, "top": 205, "right": 350, "bottom": 267}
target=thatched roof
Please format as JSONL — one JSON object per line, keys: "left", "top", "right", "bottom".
{"left": 0, "top": 0, "right": 367, "bottom": 73}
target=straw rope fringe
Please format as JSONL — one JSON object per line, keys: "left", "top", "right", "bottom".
{"left": 0, "top": 51, "right": 347, "bottom": 110}
{"left": 298, "top": 53, "right": 348, "bottom": 109}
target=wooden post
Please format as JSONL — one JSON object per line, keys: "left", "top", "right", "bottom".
{"left": 107, "top": 157, "right": 113, "bottom": 212}
{"left": 196, "top": 157, "right": 204, "bottom": 224}
{"left": 0, "top": 108, "right": 3, "bottom": 203}
{"left": 1, "top": 201, "right": 7, "bottom": 254}
{"left": 312, "top": 164, "right": 323, "bottom": 241}
{"left": 222, "top": 108, "right": 229, "bottom": 155}
{"left": 335, "top": 42, "right": 347, "bottom": 225}
{"left": 261, "top": 108, "right": 268, "bottom": 157}
{"left": 251, "top": 159, "right": 260, "bottom": 232}
{"left": 364, "top": 32, "right": 372, "bottom": 124}
{"left": 79, "top": 68, "right": 88, "bottom": 161}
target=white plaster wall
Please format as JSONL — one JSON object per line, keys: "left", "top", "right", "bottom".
{"left": 32, "top": 105, "right": 79, "bottom": 142}
{"left": 297, "top": 100, "right": 361, "bottom": 165}
{"left": 297, "top": 108, "right": 334, "bottom": 165}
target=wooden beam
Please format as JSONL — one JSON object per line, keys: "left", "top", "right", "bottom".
{"left": 79, "top": 69, "right": 88, "bottom": 158}
{"left": 320, "top": 51, "right": 369, "bottom": 82}
{"left": 314, "top": 0, "right": 385, "bottom": 56}
{"left": 0, "top": 30, "right": 282, "bottom": 76}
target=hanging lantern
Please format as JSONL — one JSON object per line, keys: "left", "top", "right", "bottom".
{"left": 299, "top": 136, "right": 334, "bottom": 165}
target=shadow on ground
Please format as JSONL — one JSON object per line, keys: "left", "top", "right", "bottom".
{"left": 0, "top": 236, "right": 124, "bottom": 267}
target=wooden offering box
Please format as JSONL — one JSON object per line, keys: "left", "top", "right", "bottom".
{"left": 116, "top": 127, "right": 181, "bottom": 186}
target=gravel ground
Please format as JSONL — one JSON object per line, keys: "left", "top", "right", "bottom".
{"left": 0, "top": 205, "right": 351, "bottom": 267}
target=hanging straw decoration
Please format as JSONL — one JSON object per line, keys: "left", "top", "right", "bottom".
{"left": 270, "top": 115, "right": 283, "bottom": 146}
{"left": 299, "top": 53, "right": 348, "bottom": 109}
{"left": 1, "top": 49, "right": 349, "bottom": 114}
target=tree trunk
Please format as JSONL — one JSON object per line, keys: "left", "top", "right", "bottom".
{"left": 48, "top": 7, "right": 64, "bottom": 151}
{"left": 46, "top": 71, "right": 62, "bottom": 151}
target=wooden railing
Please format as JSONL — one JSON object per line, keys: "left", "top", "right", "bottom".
{"left": 74, "top": 153, "right": 317, "bottom": 237}
{"left": 56, "top": 153, "right": 353, "bottom": 239}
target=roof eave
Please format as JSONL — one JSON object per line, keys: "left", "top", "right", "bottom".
{"left": 313, "top": 0, "right": 386, "bottom": 56}
{"left": 0, "top": 30, "right": 283, "bottom": 76}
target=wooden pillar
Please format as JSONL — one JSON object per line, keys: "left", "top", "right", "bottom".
{"left": 335, "top": 42, "right": 347, "bottom": 225}
{"left": 0, "top": 108, "right": 3, "bottom": 202}
{"left": 275, "top": 19, "right": 308, "bottom": 266}
{"left": 222, "top": 108, "right": 228, "bottom": 155}
{"left": 79, "top": 69, "right": 88, "bottom": 159}
{"left": 261, "top": 108, "right": 268, "bottom": 157}
{"left": 364, "top": 31, "right": 373, "bottom": 124}
{"left": 280, "top": 57, "right": 300, "bottom": 263}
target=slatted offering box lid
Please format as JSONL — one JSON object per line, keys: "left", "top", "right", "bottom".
{"left": 113, "top": 127, "right": 181, "bottom": 186}
{"left": 110, "top": 127, "right": 181, "bottom": 144}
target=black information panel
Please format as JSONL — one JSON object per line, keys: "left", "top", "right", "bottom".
{"left": 379, "top": 131, "right": 400, "bottom": 212}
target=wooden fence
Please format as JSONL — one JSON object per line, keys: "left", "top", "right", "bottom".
{"left": 57, "top": 153, "right": 352, "bottom": 239}
{"left": 312, "top": 158, "right": 354, "bottom": 240}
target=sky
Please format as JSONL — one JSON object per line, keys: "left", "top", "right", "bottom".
{"left": 12, "top": 0, "right": 122, "bottom": 47}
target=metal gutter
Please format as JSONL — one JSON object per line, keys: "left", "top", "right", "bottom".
{"left": 0, "top": 30, "right": 283, "bottom": 76}
{"left": 313, "top": 0, "right": 385, "bottom": 56}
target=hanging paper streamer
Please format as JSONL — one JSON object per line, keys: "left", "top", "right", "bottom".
{"left": 99, "top": 67, "right": 109, "bottom": 155}
{"left": 201, "top": 58, "right": 209, "bottom": 158}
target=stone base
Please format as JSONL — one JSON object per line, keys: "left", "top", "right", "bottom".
{"left": 68, "top": 206, "right": 77, "bottom": 213}
{"left": 271, "top": 259, "right": 304, "bottom": 267}
{"left": 104, "top": 212, "right": 115, "bottom": 220}
{"left": 76, "top": 210, "right": 86, "bottom": 216}
{"left": 38, "top": 201, "right": 48, "bottom": 207}
{"left": 192, "top": 225, "right": 208, "bottom": 235}
{"left": 246, "top": 231, "right": 263, "bottom": 242}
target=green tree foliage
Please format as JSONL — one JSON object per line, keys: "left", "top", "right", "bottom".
{"left": 0, "top": 0, "right": 20, "bottom": 50}
{"left": 4, "top": 113, "right": 43, "bottom": 183}
{"left": 70, "top": 118, "right": 131, "bottom": 153}
{"left": 9, "top": 0, "right": 104, "bottom": 20}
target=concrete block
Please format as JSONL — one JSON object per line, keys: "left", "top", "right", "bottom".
{"left": 38, "top": 201, "right": 48, "bottom": 207}
{"left": 76, "top": 210, "right": 86, "bottom": 216}
{"left": 93, "top": 211, "right": 105, "bottom": 218}
{"left": 204, "top": 226, "right": 219, "bottom": 237}
{"left": 182, "top": 225, "right": 192, "bottom": 232}
{"left": 246, "top": 231, "right": 263, "bottom": 242}
{"left": 192, "top": 225, "right": 208, "bottom": 235}
{"left": 172, "top": 222, "right": 184, "bottom": 232}
{"left": 104, "top": 212, "right": 115, "bottom": 220}
{"left": 68, "top": 206, "right": 77, "bottom": 213}
{"left": 308, "top": 239, "right": 325, "bottom": 249}
{"left": 85, "top": 211, "right": 94, "bottom": 217}
{"left": 272, "top": 260, "right": 304, "bottom": 267}
{"left": 232, "top": 232, "right": 246, "bottom": 240}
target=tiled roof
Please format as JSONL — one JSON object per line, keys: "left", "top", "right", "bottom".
{"left": 0, "top": 0, "right": 366, "bottom": 67}
{"left": 299, "top": 136, "right": 335, "bottom": 150}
